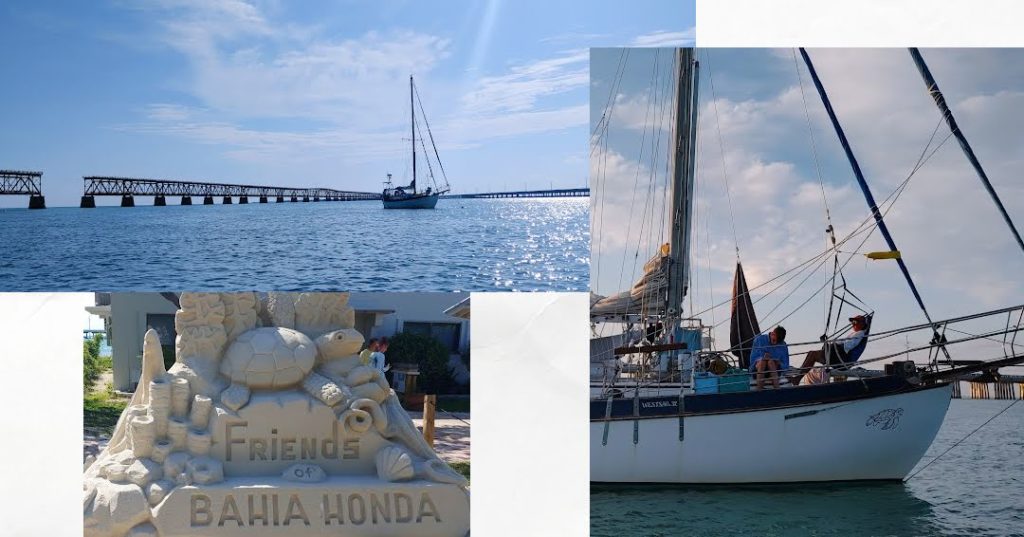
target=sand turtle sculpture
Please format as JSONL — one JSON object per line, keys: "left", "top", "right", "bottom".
{"left": 219, "top": 326, "right": 317, "bottom": 389}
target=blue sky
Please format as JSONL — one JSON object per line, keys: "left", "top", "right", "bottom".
{"left": 0, "top": 0, "right": 694, "bottom": 208}
{"left": 591, "top": 48, "right": 1024, "bottom": 361}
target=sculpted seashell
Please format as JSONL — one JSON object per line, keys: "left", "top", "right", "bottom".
{"left": 375, "top": 446, "right": 416, "bottom": 482}
{"left": 339, "top": 408, "right": 373, "bottom": 435}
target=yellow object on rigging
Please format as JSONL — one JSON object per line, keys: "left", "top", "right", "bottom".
{"left": 866, "top": 251, "right": 901, "bottom": 260}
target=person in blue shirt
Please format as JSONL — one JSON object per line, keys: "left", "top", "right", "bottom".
{"left": 371, "top": 337, "right": 391, "bottom": 373}
{"left": 749, "top": 326, "right": 789, "bottom": 390}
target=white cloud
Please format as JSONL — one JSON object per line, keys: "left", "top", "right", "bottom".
{"left": 144, "top": 103, "right": 196, "bottom": 122}
{"left": 170, "top": 27, "right": 452, "bottom": 123}
{"left": 596, "top": 49, "right": 1024, "bottom": 350}
{"left": 115, "top": 1, "right": 593, "bottom": 170}
{"left": 460, "top": 49, "right": 589, "bottom": 114}
{"left": 629, "top": 29, "right": 696, "bottom": 47}
{"left": 590, "top": 145, "right": 675, "bottom": 293}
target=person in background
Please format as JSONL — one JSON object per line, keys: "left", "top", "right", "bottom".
{"left": 360, "top": 338, "right": 379, "bottom": 366}
{"left": 371, "top": 337, "right": 390, "bottom": 373}
{"left": 749, "top": 326, "right": 789, "bottom": 390}
{"left": 798, "top": 314, "right": 869, "bottom": 374}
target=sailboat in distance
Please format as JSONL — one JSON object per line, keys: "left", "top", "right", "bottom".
{"left": 382, "top": 75, "right": 451, "bottom": 209}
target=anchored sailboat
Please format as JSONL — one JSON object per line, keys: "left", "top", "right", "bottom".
{"left": 382, "top": 75, "right": 451, "bottom": 209}
{"left": 590, "top": 48, "right": 1024, "bottom": 484}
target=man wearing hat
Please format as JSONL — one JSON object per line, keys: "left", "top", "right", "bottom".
{"left": 794, "top": 314, "right": 870, "bottom": 382}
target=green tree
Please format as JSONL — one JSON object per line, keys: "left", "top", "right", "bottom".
{"left": 83, "top": 334, "right": 103, "bottom": 393}
{"left": 386, "top": 332, "right": 456, "bottom": 394}
{"left": 162, "top": 344, "right": 176, "bottom": 370}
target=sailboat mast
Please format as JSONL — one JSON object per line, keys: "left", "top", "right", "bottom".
{"left": 908, "top": 48, "right": 1024, "bottom": 255}
{"left": 411, "top": 75, "right": 417, "bottom": 194}
{"left": 798, "top": 48, "right": 936, "bottom": 327}
{"left": 667, "top": 48, "right": 698, "bottom": 317}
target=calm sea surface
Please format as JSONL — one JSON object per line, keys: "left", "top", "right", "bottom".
{"left": 592, "top": 400, "right": 1024, "bottom": 537}
{"left": 0, "top": 198, "right": 588, "bottom": 291}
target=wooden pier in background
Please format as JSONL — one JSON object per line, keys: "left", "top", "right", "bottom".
{"left": 445, "top": 187, "right": 589, "bottom": 199}
{"left": 951, "top": 374, "right": 1024, "bottom": 400}
{"left": 0, "top": 170, "right": 46, "bottom": 209}
{"left": 80, "top": 176, "right": 380, "bottom": 207}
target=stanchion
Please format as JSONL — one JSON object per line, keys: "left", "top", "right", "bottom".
{"left": 423, "top": 394, "right": 436, "bottom": 446}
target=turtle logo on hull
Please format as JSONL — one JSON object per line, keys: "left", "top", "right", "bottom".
{"left": 866, "top": 408, "right": 904, "bottom": 430}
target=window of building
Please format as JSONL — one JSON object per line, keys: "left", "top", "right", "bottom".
{"left": 146, "top": 313, "right": 177, "bottom": 369}
{"left": 404, "top": 322, "right": 461, "bottom": 353}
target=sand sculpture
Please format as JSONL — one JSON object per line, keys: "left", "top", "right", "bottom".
{"left": 84, "top": 292, "right": 469, "bottom": 537}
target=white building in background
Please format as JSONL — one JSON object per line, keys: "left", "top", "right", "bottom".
{"left": 88, "top": 292, "right": 469, "bottom": 392}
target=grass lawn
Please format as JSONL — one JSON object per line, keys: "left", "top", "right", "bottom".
{"left": 84, "top": 391, "right": 127, "bottom": 434}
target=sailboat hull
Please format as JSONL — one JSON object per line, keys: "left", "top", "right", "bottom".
{"left": 382, "top": 193, "right": 440, "bottom": 209}
{"left": 591, "top": 380, "right": 951, "bottom": 484}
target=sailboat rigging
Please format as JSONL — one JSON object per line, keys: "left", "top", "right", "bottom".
{"left": 382, "top": 75, "right": 451, "bottom": 209}
{"left": 589, "top": 48, "right": 1024, "bottom": 484}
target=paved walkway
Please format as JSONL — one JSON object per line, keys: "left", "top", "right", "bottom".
{"left": 412, "top": 418, "right": 470, "bottom": 462}
{"left": 84, "top": 431, "right": 109, "bottom": 462}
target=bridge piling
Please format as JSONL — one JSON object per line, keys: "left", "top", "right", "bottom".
{"left": 154, "top": 195, "right": 167, "bottom": 206}
{"left": 203, "top": 196, "right": 214, "bottom": 205}
{"left": 259, "top": 196, "right": 268, "bottom": 203}
{"left": 80, "top": 195, "right": 96, "bottom": 208}
{"left": 276, "top": 196, "right": 284, "bottom": 203}
{"left": 223, "top": 196, "right": 232, "bottom": 204}
{"left": 238, "top": 196, "right": 248, "bottom": 204}
{"left": 181, "top": 196, "right": 192, "bottom": 205}
{"left": 120, "top": 195, "right": 134, "bottom": 208}
{"left": 28, "top": 195, "right": 45, "bottom": 209}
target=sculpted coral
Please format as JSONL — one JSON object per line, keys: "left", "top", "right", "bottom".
{"left": 220, "top": 292, "right": 259, "bottom": 343}
{"left": 174, "top": 293, "right": 227, "bottom": 362}
{"left": 262, "top": 291, "right": 299, "bottom": 329}
{"left": 294, "top": 292, "right": 355, "bottom": 338}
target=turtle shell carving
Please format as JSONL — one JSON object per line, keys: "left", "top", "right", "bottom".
{"left": 220, "top": 327, "right": 317, "bottom": 389}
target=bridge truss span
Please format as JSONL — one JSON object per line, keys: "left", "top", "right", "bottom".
{"left": 0, "top": 169, "right": 46, "bottom": 208}
{"left": 80, "top": 176, "right": 380, "bottom": 207}
{"left": 445, "top": 187, "right": 589, "bottom": 199}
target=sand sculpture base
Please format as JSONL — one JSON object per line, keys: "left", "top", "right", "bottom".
{"left": 153, "top": 478, "right": 469, "bottom": 536}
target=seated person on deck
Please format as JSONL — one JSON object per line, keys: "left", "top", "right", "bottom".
{"left": 749, "top": 326, "right": 789, "bottom": 390}
{"left": 796, "top": 314, "right": 872, "bottom": 384}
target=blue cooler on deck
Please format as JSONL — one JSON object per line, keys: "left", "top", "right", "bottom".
{"left": 693, "top": 372, "right": 719, "bottom": 394}
{"left": 719, "top": 368, "right": 752, "bottom": 393}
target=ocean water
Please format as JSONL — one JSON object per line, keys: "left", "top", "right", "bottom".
{"left": 0, "top": 198, "right": 588, "bottom": 291}
{"left": 591, "top": 400, "right": 1024, "bottom": 537}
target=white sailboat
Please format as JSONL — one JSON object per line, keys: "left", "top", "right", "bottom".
{"left": 590, "top": 48, "right": 1024, "bottom": 484}
{"left": 382, "top": 75, "right": 451, "bottom": 209}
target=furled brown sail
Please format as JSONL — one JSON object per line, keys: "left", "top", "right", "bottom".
{"left": 729, "top": 262, "right": 760, "bottom": 369}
